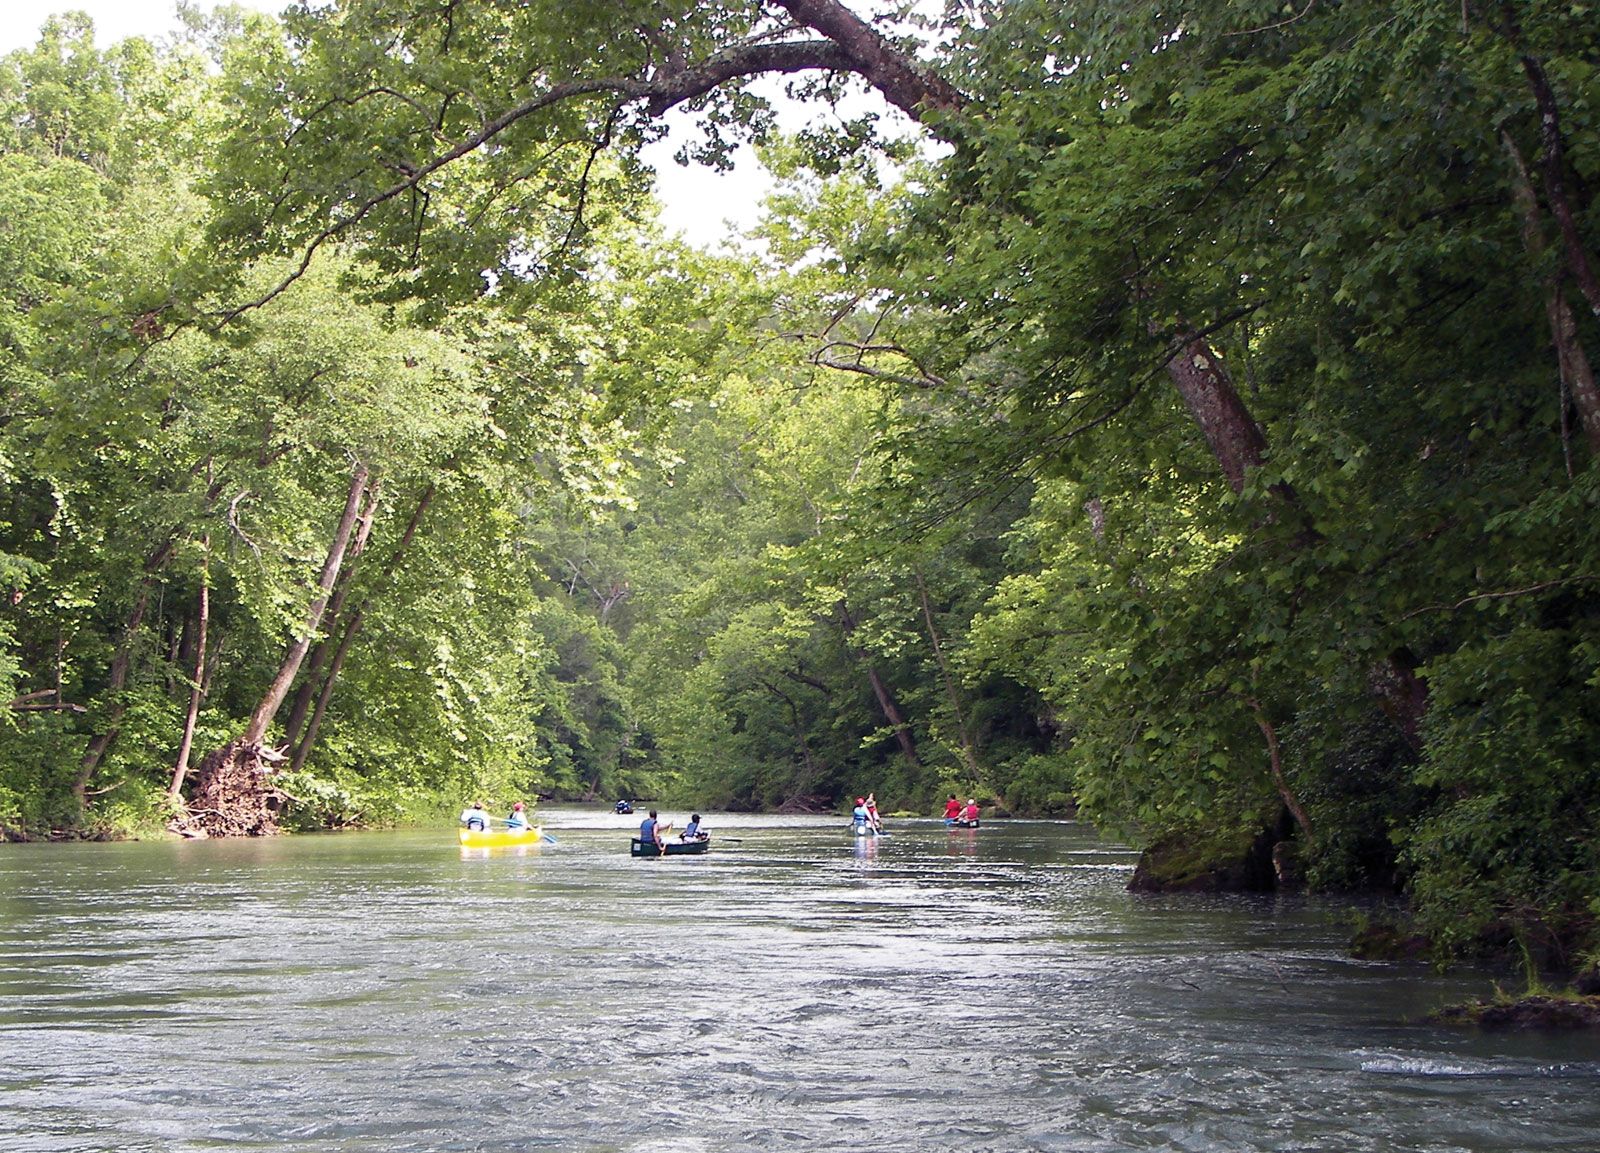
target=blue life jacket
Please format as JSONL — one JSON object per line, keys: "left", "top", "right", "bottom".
{"left": 639, "top": 818, "right": 657, "bottom": 842}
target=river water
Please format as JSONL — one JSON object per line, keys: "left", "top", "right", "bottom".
{"left": 2, "top": 811, "right": 1598, "bottom": 1152}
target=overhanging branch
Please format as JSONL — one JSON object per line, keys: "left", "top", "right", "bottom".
{"left": 218, "top": 39, "right": 867, "bottom": 322}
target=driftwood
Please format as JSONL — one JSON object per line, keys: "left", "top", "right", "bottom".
{"left": 776, "top": 793, "right": 835, "bottom": 815}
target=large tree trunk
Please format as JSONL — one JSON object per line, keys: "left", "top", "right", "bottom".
{"left": 282, "top": 481, "right": 383, "bottom": 750}
{"left": 839, "top": 601, "right": 921, "bottom": 769}
{"left": 286, "top": 483, "right": 433, "bottom": 769}
{"left": 1248, "top": 698, "right": 1315, "bottom": 850}
{"left": 1502, "top": 129, "right": 1600, "bottom": 458}
{"left": 168, "top": 535, "right": 210, "bottom": 801}
{"left": 1515, "top": 50, "right": 1600, "bottom": 320}
{"left": 243, "top": 463, "right": 371, "bottom": 747}
{"left": 290, "top": 606, "right": 361, "bottom": 773}
{"left": 776, "top": 0, "right": 963, "bottom": 118}
{"left": 175, "top": 463, "right": 371, "bottom": 838}
{"left": 1154, "top": 325, "right": 1269, "bottom": 494}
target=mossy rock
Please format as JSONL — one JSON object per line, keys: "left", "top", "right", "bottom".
{"left": 1430, "top": 994, "right": 1600, "bottom": 1030}
{"left": 1129, "top": 820, "right": 1282, "bottom": 893}
{"left": 1350, "top": 920, "right": 1431, "bottom": 962}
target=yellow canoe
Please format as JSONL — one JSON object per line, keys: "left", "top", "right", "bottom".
{"left": 458, "top": 825, "right": 542, "bottom": 848}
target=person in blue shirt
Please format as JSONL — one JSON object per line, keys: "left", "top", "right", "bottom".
{"left": 639, "top": 809, "right": 665, "bottom": 849}
{"left": 680, "top": 813, "right": 706, "bottom": 841}
{"left": 459, "top": 801, "right": 488, "bottom": 831}
{"left": 851, "top": 797, "right": 871, "bottom": 834}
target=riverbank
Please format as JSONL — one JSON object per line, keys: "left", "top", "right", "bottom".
{"left": 1431, "top": 993, "right": 1600, "bottom": 1030}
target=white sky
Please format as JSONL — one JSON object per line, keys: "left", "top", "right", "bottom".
{"left": 0, "top": 0, "right": 785, "bottom": 248}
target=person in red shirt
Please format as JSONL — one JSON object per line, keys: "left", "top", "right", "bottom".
{"left": 960, "top": 799, "right": 981, "bottom": 826}
{"left": 943, "top": 795, "right": 962, "bottom": 821}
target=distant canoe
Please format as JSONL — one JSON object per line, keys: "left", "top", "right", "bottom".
{"left": 946, "top": 818, "right": 980, "bottom": 828}
{"left": 459, "top": 825, "right": 542, "bottom": 848}
{"left": 631, "top": 837, "right": 710, "bottom": 857}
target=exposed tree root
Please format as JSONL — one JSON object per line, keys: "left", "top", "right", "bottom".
{"left": 168, "top": 741, "right": 286, "bottom": 838}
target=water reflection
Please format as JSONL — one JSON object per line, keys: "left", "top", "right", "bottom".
{"left": 944, "top": 826, "right": 980, "bottom": 856}
{"left": 458, "top": 844, "right": 541, "bottom": 861}
{"left": 1, "top": 812, "right": 1597, "bottom": 1153}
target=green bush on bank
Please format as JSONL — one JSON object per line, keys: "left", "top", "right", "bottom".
{"left": 1403, "top": 623, "right": 1600, "bottom": 968}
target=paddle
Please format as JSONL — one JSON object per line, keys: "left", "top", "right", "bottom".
{"left": 482, "top": 815, "right": 553, "bottom": 843}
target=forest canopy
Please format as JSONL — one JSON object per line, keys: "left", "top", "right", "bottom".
{"left": 1, "top": 0, "right": 1598, "bottom": 969}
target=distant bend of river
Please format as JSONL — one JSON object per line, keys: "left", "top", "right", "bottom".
{"left": 3, "top": 811, "right": 1599, "bottom": 1152}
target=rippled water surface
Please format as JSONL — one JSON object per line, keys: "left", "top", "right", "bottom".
{"left": 3, "top": 811, "right": 1598, "bottom": 1152}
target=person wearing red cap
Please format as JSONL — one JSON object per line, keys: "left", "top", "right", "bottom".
{"left": 506, "top": 800, "right": 531, "bottom": 831}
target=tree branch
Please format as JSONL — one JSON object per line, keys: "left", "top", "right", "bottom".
{"left": 217, "top": 39, "right": 873, "bottom": 321}
{"left": 1399, "top": 576, "right": 1600, "bottom": 620}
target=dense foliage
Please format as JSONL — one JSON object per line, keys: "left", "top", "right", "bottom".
{"left": 2, "top": 1, "right": 1597, "bottom": 970}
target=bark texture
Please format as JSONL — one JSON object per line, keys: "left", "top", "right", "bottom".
{"left": 1502, "top": 128, "right": 1600, "bottom": 457}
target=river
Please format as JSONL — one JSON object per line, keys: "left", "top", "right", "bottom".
{"left": 2, "top": 811, "right": 1597, "bottom": 1152}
